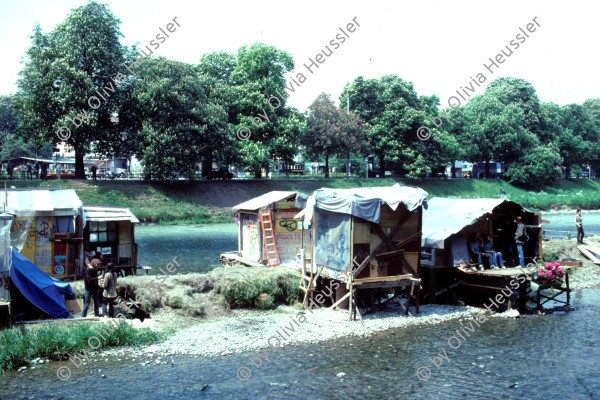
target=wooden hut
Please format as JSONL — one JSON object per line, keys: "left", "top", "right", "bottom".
{"left": 296, "top": 184, "right": 428, "bottom": 319}
{"left": 4, "top": 189, "right": 84, "bottom": 279}
{"left": 221, "top": 191, "right": 310, "bottom": 267}
{"left": 82, "top": 205, "right": 140, "bottom": 276}
{"left": 0, "top": 213, "right": 13, "bottom": 326}
{"left": 420, "top": 197, "right": 546, "bottom": 310}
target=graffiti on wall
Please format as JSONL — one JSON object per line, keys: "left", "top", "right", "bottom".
{"left": 242, "top": 215, "right": 260, "bottom": 262}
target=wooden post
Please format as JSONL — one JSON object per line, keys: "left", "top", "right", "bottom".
{"left": 348, "top": 277, "right": 354, "bottom": 321}
{"left": 566, "top": 270, "right": 570, "bottom": 306}
{"left": 518, "top": 280, "right": 527, "bottom": 313}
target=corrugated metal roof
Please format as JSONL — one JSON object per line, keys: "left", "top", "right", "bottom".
{"left": 232, "top": 191, "right": 297, "bottom": 211}
{"left": 83, "top": 205, "right": 139, "bottom": 223}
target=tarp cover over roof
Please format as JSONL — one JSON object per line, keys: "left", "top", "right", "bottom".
{"left": 232, "top": 191, "right": 297, "bottom": 211}
{"left": 2, "top": 189, "right": 82, "bottom": 216}
{"left": 83, "top": 205, "right": 139, "bottom": 223}
{"left": 422, "top": 197, "right": 527, "bottom": 249}
{"left": 298, "top": 184, "right": 428, "bottom": 223}
{"left": 10, "top": 248, "right": 73, "bottom": 318}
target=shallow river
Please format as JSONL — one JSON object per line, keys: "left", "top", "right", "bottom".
{"left": 134, "top": 213, "right": 600, "bottom": 275}
{"left": 135, "top": 223, "right": 238, "bottom": 274}
{"left": 1, "top": 289, "right": 598, "bottom": 399}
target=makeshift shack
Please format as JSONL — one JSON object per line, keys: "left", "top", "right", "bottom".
{"left": 0, "top": 213, "right": 13, "bottom": 326}
{"left": 221, "top": 191, "right": 310, "bottom": 267}
{"left": 296, "top": 184, "right": 428, "bottom": 319}
{"left": 5, "top": 189, "right": 84, "bottom": 279}
{"left": 83, "top": 205, "right": 140, "bottom": 276}
{"left": 420, "top": 197, "right": 543, "bottom": 308}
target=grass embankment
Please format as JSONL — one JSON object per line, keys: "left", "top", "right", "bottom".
{"left": 0, "top": 322, "right": 164, "bottom": 372}
{"left": 3, "top": 180, "right": 232, "bottom": 224}
{"left": 5, "top": 178, "right": 600, "bottom": 224}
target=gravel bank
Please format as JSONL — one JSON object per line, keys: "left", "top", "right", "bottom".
{"left": 100, "top": 304, "right": 481, "bottom": 361}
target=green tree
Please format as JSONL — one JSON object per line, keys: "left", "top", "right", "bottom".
{"left": 340, "top": 75, "right": 459, "bottom": 178}
{"left": 504, "top": 144, "right": 562, "bottom": 187}
{"left": 559, "top": 103, "right": 600, "bottom": 176}
{"left": 230, "top": 43, "right": 301, "bottom": 178}
{"left": 14, "top": 2, "right": 128, "bottom": 178}
{"left": 122, "top": 58, "right": 230, "bottom": 181}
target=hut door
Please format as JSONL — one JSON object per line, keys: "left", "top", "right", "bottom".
{"left": 52, "top": 241, "right": 68, "bottom": 276}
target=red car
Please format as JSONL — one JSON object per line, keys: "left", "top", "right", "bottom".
{"left": 46, "top": 169, "right": 76, "bottom": 179}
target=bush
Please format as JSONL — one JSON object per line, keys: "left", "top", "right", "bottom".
{"left": 166, "top": 296, "right": 183, "bottom": 309}
{"left": 213, "top": 270, "right": 301, "bottom": 309}
{"left": 0, "top": 322, "right": 165, "bottom": 372}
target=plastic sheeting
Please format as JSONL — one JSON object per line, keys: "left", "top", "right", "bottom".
{"left": 421, "top": 197, "right": 523, "bottom": 249}
{"left": 10, "top": 248, "right": 73, "bottom": 318}
{"left": 2, "top": 189, "right": 82, "bottom": 217}
{"left": 314, "top": 208, "right": 351, "bottom": 272}
{"left": 297, "top": 184, "right": 428, "bottom": 224}
{"left": 0, "top": 214, "right": 13, "bottom": 273}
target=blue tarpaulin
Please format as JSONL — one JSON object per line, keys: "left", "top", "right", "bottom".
{"left": 10, "top": 248, "right": 73, "bottom": 318}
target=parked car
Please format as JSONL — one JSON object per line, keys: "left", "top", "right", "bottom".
{"left": 46, "top": 169, "right": 76, "bottom": 179}
{"left": 107, "top": 168, "right": 127, "bottom": 179}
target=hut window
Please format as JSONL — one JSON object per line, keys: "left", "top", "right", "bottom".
{"left": 88, "top": 221, "right": 118, "bottom": 243}
{"left": 53, "top": 217, "right": 74, "bottom": 233}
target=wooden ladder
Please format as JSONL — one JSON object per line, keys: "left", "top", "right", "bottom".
{"left": 259, "top": 210, "right": 279, "bottom": 267}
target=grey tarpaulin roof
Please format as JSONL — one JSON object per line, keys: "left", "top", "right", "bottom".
{"left": 232, "top": 191, "right": 297, "bottom": 212}
{"left": 422, "top": 197, "right": 527, "bottom": 249}
{"left": 296, "top": 184, "right": 428, "bottom": 223}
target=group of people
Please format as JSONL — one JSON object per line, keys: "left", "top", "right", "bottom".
{"left": 81, "top": 256, "right": 118, "bottom": 318}
{"left": 469, "top": 216, "right": 542, "bottom": 272}
{"left": 2, "top": 161, "right": 48, "bottom": 180}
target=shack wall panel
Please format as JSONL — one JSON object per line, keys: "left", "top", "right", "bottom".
{"left": 353, "top": 221, "right": 370, "bottom": 244}
{"left": 241, "top": 213, "right": 261, "bottom": 262}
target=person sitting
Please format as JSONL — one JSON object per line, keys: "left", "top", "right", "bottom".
{"left": 469, "top": 233, "right": 494, "bottom": 271}
{"left": 483, "top": 234, "right": 505, "bottom": 269}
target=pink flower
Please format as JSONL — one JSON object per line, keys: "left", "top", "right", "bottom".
{"left": 547, "top": 271, "right": 554, "bottom": 279}
{"left": 545, "top": 262, "right": 553, "bottom": 270}
{"left": 553, "top": 262, "right": 561, "bottom": 268}
{"left": 539, "top": 269, "right": 546, "bottom": 277}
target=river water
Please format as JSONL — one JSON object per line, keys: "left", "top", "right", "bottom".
{"left": 135, "top": 223, "right": 238, "bottom": 274}
{"left": 1, "top": 289, "right": 598, "bottom": 399}
{"left": 134, "top": 213, "right": 600, "bottom": 275}
{"left": 2, "top": 219, "right": 599, "bottom": 399}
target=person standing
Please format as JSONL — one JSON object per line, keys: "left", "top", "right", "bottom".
{"left": 20, "top": 164, "right": 27, "bottom": 180}
{"left": 575, "top": 209, "right": 584, "bottom": 244}
{"left": 7, "top": 162, "right": 13, "bottom": 180}
{"left": 34, "top": 163, "right": 40, "bottom": 179}
{"left": 82, "top": 258, "right": 101, "bottom": 317}
{"left": 102, "top": 263, "right": 118, "bottom": 317}
{"left": 40, "top": 164, "right": 47, "bottom": 181}
{"left": 26, "top": 162, "right": 33, "bottom": 180}
{"left": 514, "top": 216, "right": 542, "bottom": 267}
{"left": 91, "top": 165, "right": 97, "bottom": 181}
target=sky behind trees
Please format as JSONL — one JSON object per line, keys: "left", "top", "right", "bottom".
{"left": 1, "top": 0, "right": 599, "bottom": 111}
